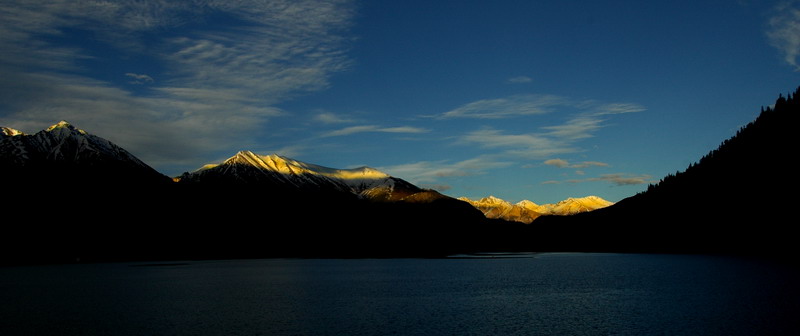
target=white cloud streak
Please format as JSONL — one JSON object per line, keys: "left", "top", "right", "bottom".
{"left": 459, "top": 128, "right": 575, "bottom": 158}
{"left": 379, "top": 156, "right": 513, "bottom": 184}
{"left": 553, "top": 173, "right": 654, "bottom": 186}
{"left": 507, "top": 76, "right": 533, "bottom": 84}
{"left": 440, "top": 94, "right": 566, "bottom": 119}
{"left": 439, "top": 94, "right": 644, "bottom": 120}
{"left": 446, "top": 94, "right": 645, "bottom": 160}
{"left": 545, "top": 158, "right": 610, "bottom": 169}
{"left": 125, "top": 73, "right": 154, "bottom": 84}
{"left": 322, "top": 125, "right": 430, "bottom": 137}
{"left": 767, "top": 1, "right": 800, "bottom": 70}
{"left": 544, "top": 158, "right": 570, "bottom": 168}
{"left": 314, "top": 112, "right": 356, "bottom": 124}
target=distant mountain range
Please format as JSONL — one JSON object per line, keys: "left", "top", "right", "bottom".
{"left": 3, "top": 86, "right": 799, "bottom": 262}
{"left": 458, "top": 196, "right": 613, "bottom": 223}
{"left": 1, "top": 120, "right": 606, "bottom": 218}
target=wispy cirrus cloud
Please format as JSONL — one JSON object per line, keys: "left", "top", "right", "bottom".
{"left": 446, "top": 94, "right": 645, "bottom": 160}
{"left": 439, "top": 94, "right": 643, "bottom": 120}
{"left": 767, "top": 1, "right": 800, "bottom": 70}
{"left": 439, "top": 94, "right": 566, "bottom": 119}
{"left": 322, "top": 125, "right": 430, "bottom": 137}
{"left": 544, "top": 159, "right": 609, "bottom": 169}
{"left": 379, "top": 156, "right": 513, "bottom": 184}
{"left": 0, "top": 0, "right": 355, "bottom": 173}
{"left": 580, "top": 173, "right": 654, "bottom": 186}
{"left": 459, "top": 128, "right": 575, "bottom": 159}
{"left": 507, "top": 76, "right": 533, "bottom": 84}
{"left": 541, "top": 116, "right": 605, "bottom": 141}
{"left": 313, "top": 112, "right": 357, "bottom": 124}
{"left": 125, "top": 73, "right": 154, "bottom": 84}
{"left": 544, "top": 173, "right": 654, "bottom": 186}
{"left": 595, "top": 102, "right": 647, "bottom": 115}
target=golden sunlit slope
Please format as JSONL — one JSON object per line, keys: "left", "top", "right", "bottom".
{"left": 459, "top": 196, "right": 613, "bottom": 224}
{"left": 176, "top": 150, "right": 462, "bottom": 203}
{"left": 194, "top": 151, "right": 391, "bottom": 181}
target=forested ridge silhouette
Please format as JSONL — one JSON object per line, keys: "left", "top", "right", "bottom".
{"left": 533, "top": 87, "right": 800, "bottom": 256}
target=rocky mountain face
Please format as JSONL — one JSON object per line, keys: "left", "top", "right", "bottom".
{"left": 459, "top": 196, "right": 613, "bottom": 223}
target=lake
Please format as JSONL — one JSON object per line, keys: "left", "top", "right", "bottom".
{"left": 1, "top": 253, "right": 798, "bottom": 335}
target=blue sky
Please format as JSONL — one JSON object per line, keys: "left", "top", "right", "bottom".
{"left": 1, "top": 0, "right": 799, "bottom": 204}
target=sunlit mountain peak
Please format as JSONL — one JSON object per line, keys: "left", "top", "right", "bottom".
{"left": 476, "top": 195, "right": 510, "bottom": 205}
{"left": 515, "top": 200, "right": 541, "bottom": 209}
{"left": 460, "top": 195, "right": 613, "bottom": 224}
{"left": 218, "top": 151, "right": 391, "bottom": 181}
{"left": 45, "top": 120, "right": 87, "bottom": 135}
{"left": 1, "top": 127, "right": 24, "bottom": 137}
{"left": 546, "top": 196, "right": 614, "bottom": 214}
{"left": 1, "top": 120, "right": 169, "bottom": 183}
{"left": 180, "top": 151, "right": 422, "bottom": 201}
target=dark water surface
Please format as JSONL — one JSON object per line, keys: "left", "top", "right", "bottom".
{"left": 1, "top": 253, "right": 798, "bottom": 335}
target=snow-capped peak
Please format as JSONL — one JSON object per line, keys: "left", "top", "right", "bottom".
{"left": 1, "top": 120, "right": 167, "bottom": 181}
{"left": 183, "top": 151, "right": 421, "bottom": 201}
{"left": 44, "top": 120, "right": 88, "bottom": 136}
{"left": 219, "top": 151, "right": 391, "bottom": 181}
{"left": 550, "top": 196, "right": 613, "bottom": 209}
{"left": 1, "top": 127, "right": 24, "bottom": 137}
{"left": 515, "top": 199, "right": 540, "bottom": 208}
{"left": 478, "top": 195, "right": 509, "bottom": 205}
{"left": 459, "top": 195, "right": 613, "bottom": 223}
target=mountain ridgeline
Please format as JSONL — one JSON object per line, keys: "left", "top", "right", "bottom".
{"left": 534, "top": 88, "right": 800, "bottom": 255}
{"left": 175, "top": 150, "right": 432, "bottom": 202}
{"left": 459, "top": 195, "right": 613, "bottom": 224}
{"left": 1, "top": 121, "right": 170, "bottom": 186}
{"left": 1, "top": 124, "right": 527, "bottom": 263}
{"left": 2, "top": 87, "right": 798, "bottom": 263}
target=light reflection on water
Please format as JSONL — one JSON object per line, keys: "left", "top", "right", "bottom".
{"left": 1, "top": 253, "right": 798, "bottom": 335}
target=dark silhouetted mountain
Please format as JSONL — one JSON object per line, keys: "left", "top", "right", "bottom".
{"left": 1, "top": 126, "right": 527, "bottom": 264}
{"left": 2, "top": 121, "right": 174, "bottom": 264}
{"left": 533, "top": 87, "right": 800, "bottom": 256}
{"left": 170, "top": 151, "right": 522, "bottom": 259}
{"left": 0, "top": 121, "right": 171, "bottom": 186}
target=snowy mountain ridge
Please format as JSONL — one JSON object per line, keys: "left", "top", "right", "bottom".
{"left": 459, "top": 195, "right": 613, "bottom": 223}
{"left": 0, "top": 120, "right": 168, "bottom": 183}
{"left": 1, "top": 121, "right": 608, "bottom": 211}
{"left": 178, "top": 150, "right": 426, "bottom": 202}
{"left": 1, "top": 127, "right": 24, "bottom": 137}
{"left": 1, "top": 121, "right": 145, "bottom": 166}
